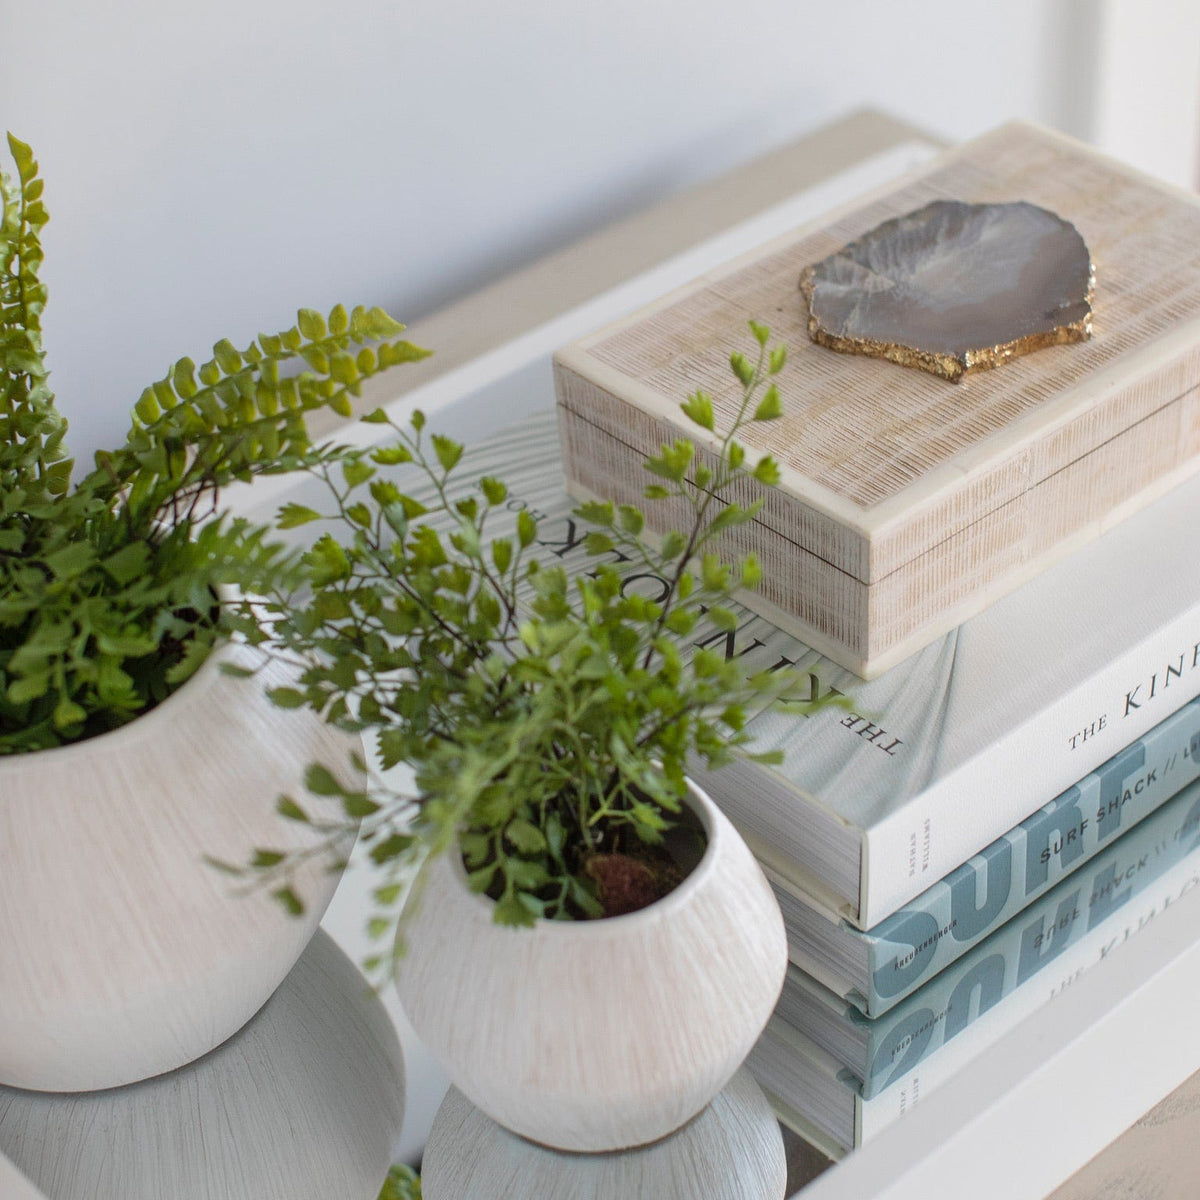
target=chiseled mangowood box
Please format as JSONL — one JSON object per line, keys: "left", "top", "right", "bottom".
{"left": 553, "top": 122, "right": 1200, "bottom": 679}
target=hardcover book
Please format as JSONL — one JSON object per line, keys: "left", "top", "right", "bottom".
{"left": 777, "top": 769, "right": 1200, "bottom": 1092}
{"left": 434, "top": 413, "right": 1200, "bottom": 927}
{"left": 781, "top": 694, "right": 1200, "bottom": 1015}
{"left": 553, "top": 122, "right": 1200, "bottom": 678}
{"left": 747, "top": 780, "right": 1200, "bottom": 1157}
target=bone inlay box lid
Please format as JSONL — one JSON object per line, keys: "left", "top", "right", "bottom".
{"left": 553, "top": 122, "right": 1200, "bottom": 678}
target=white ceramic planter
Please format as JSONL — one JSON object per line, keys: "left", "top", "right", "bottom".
{"left": 0, "top": 640, "right": 356, "bottom": 1092}
{"left": 0, "top": 931, "right": 406, "bottom": 1200}
{"left": 421, "top": 1069, "right": 787, "bottom": 1200}
{"left": 394, "top": 778, "right": 788, "bottom": 1152}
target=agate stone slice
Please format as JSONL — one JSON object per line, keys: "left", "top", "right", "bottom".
{"left": 800, "top": 199, "right": 1094, "bottom": 381}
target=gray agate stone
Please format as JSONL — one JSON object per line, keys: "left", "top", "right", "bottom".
{"left": 800, "top": 200, "right": 1094, "bottom": 381}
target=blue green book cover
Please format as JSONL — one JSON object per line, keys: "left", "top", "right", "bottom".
{"left": 777, "top": 767, "right": 1200, "bottom": 1097}
{"left": 778, "top": 694, "right": 1200, "bottom": 1016}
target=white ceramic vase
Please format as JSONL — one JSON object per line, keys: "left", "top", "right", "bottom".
{"left": 0, "top": 640, "right": 356, "bottom": 1092}
{"left": 421, "top": 1069, "right": 787, "bottom": 1200}
{"left": 393, "top": 778, "right": 788, "bottom": 1152}
{"left": 0, "top": 931, "right": 406, "bottom": 1200}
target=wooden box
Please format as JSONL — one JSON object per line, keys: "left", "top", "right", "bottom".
{"left": 553, "top": 123, "right": 1200, "bottom": 678}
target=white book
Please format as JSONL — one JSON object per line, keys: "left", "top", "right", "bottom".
{"left": 690, "top": 461, "right": 1200, "bottom": 926}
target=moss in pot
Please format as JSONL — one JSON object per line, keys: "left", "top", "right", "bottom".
{"left": 0, "top": 133, "right": 425, "bottom": 1090}
{"left": 230, "top": 321, "right": 845, "bottom": 1149}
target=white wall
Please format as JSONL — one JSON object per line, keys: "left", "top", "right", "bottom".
{"left": 10, "top": 0, "right": 1187, "bottom": 465}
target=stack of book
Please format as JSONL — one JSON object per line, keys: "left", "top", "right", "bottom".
{"left": 468, "top": 411, "right": 1200, "bottom": 1162}
{"left": 550, "top": 122, "right": 1200, "bottom": 1162}
{"left": 690, "top": 465, "right": 1200, "bottom": 1158}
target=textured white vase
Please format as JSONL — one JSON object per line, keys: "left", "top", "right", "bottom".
{"left": 0, "top": 639, "right": 356, "bottom": 1092}
{"left": 421, "top": 1068, "right": 787, "bottom": 1200}
{"left": 0, "top": 931, "right": 406, "bottom": 1200}
{"left": 394, "top": 778, "right": 788, "bottom": 1152}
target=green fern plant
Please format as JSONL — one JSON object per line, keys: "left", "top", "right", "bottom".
{"left": 0, "top": 133, "right": 426, "bottom": 752}
{"left": 222, "top": 320, "right": 845, "bottom": 971}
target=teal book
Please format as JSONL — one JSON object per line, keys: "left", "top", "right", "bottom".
{"left": 775, "top": 694, "right": 1200, "bottom": 1016}
{"left": 747, "top": 771, "right": 1200, "bottom": 1156}
{"left": 774, "top": 768, "right": 1200, "bottom": 1099}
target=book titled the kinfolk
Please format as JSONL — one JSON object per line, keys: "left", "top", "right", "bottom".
{"left": 747, "top": 774, "right": 1200, "bottom": 1157}
{"left": 444, "top": 413, "right": 1200, "bottom": 927}
{"left": 781, "top": 695, "right": 1200, "bottom": 1016}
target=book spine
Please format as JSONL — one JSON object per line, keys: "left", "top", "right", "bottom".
{"left": 854, "top": 813, "right": 1200, "bottom": 1144}
{"left": 852, "top": 774, "right": 1200, "bottom": 1097}
{"left": 855, "top": 696, "right": 1200, "bottom": 1015}
{"left": 862, "top": 615, "right": 1200, "bottom": 926}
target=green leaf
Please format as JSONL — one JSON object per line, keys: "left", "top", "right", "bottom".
{"left": 748, "top": 319, "right": 770, "bottom": 346}
{"left": 517, "top": 510, "right": 536, "bottom": 548}
{"left": 328, "top": 303, "right": 350, "bottom": 335}
{"left": 730, "top": 351, "right": 754, "bottom": 385}
{"left": 277, "top": 503, "right": 322, "bottom": 529}
{"left": 44, "top": 543, "right": 95, "bottom": 579}
{"left": 330, "top": 352, "right": 359, "bottom": 385}
{"left": 660, "top": 531, "right": 687, "bottom": 560}
{"left": 304, "top": 763, "right": 341, "bottom": 795}
{"left": 751, "top": 454, "right": 782, "bottom": 486}
{"left": 361, "top": 407, "right": 391, "bottom": 424}
{"left": 277, "top": 796, "right": 310, "bottom": 822}
{"left": 134, "top": 388, "right": 160, "bottom": 424}
{"left": 172, "top": 357, "right": 198, "bottom": 399}
{"left": 7, "top": 673, "right": 49, "bottom": 704}
{"left": 707, "top": 605, "right": 738, "bottom": 631}
{"left": 297, "top": 308, "right": 327, "bottom": 340}
{"left": 753, "top": 383, "right": 782, "bottom": 421}
{"left": 371, "top": 444, "right": 413, "bottom": 466}
{"left": 769, "top": 345, "right": 787, "bottom": 374}
{"left": 575, "top": 500, "right": 613, "bottom": 527}
{"left": 505, "top": 818, "right": 547, "bottom": 855}
{"left": 493, "top": 894, "right": 537, "bottom": 927}
{"left": 701, "top": 553, "right": 729, "bottom": 591}
{"left": 370, "top": 833, "right": 415, "bottom": 865}
{"left": 7, "top": 133, "right": 36, "bottom": 183}
{"left": 741, "top": 553, "right": 762, "bottom": 589}
{"left": 680, "top": 390, "right": 714, "bottom": 431}
{"left": 362, "top": 306, "right": 406, "bottom": 338}
{"left": 342, "top": 792, "right": 380, "bottom": 819}
{"left": 272, "top": 886, "right": 305, "bottom": 917}
{"left": 252, "top": 850, "right": 286, "bottom": 868}
{"left": 268, "top": 687, "right": 307, "bottom": 709}
{"left": 431, "top": 434, "right": 463, "bottom": 473}
{"left": 617, "top": 505, "right": 645, "bottom": 536}
{"left": 101, "top": 542, "right": 150, "bottom": 585}
{"left": 480, "top": 476, "right": 507, "bottom": 505}
{"left": 52, "top": 698, "right": 87, "bottom": 731}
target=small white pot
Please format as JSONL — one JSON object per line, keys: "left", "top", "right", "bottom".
{"left": 394, "top": 778, "right": 787, "bottom": 1152}
{"left": 0, "top": 640, "right": 356, "bottom": 1092}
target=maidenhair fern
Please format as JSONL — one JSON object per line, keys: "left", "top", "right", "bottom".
{"left": 0, "top": 134, "right": 426, "bottom": 752}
